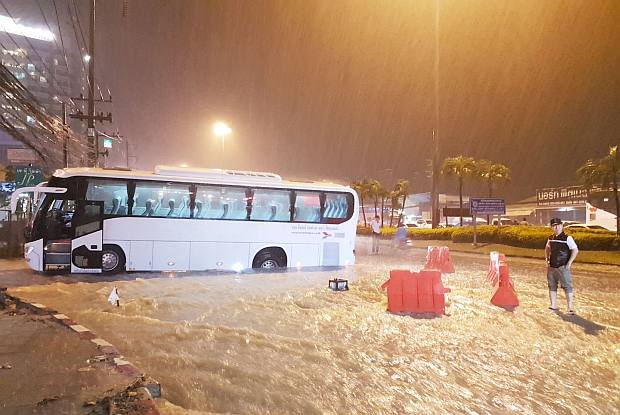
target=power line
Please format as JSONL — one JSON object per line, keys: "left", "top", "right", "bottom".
{"left": 64, "top": 0, "right": 89, "bottom": 94}
{"left": 0, "top": 0, "right": 73, "bottom": 100}
{"left": 68, "top": 0, "right": 108, "bottom": 102}
{"left": 71, "top": 0, "right": 87, "bottom": 54}
{"left": 35, "top": 0, "right": 70, "bottom": 73}
{"left": 0, "top": 38, "right": 76, "bottom": 111}
{"left": 0, "top": 64, "right": 88, "bottom": 170}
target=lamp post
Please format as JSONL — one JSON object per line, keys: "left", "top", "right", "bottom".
{"left": 213, "top": 121, "right": 232, "bottom": 162}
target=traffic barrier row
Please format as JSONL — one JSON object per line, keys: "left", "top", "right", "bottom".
{"left": 381, "top": 269, "right": 451, "bottom": 315}
{"left": 379, "top": 247, "right": 521, "bottom": 316}
{"left": 424, "top": 246, "right": 455, "bottom": 274}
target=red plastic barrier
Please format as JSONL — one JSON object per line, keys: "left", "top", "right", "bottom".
{"left": 381, "top": 269, "right": 451, "bottom": 315}
{"left": 486, "top": 251, "right": 506, "bottom": 286}
{"left": 424, "top": 246, "right": 455, "bottom": 274}
{"left": 381, "top": 270, "right": 408, "bottom": 312}
{"left": 488, "top": 254, "right": 519, "bottom": 309}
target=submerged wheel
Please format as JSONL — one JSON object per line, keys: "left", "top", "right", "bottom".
{"left": 258, "top": 257, "right": 280, "bottom": 269}
{"left": 252, "top": 249, "right": 286, "bottom": 269}
{"left": 101, "top": 245, "right": 125, "bottom": 274}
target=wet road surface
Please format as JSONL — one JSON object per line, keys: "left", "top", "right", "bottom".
{"left": 4, "top": 237, "right": 620, "bottom": 414}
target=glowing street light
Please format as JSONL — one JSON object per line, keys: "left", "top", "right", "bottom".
{"left": 83, "top": 54, "right": 91, "bottom": 62}
{"left": 212, "top": 121, "right": 232, "bottom": 156}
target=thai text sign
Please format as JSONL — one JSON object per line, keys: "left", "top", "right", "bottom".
{"left": 15, "top": 165, "right": 43, "bottom": 188}
{"left": 536, "top": 186, "right": 588, "bottom": 206}
{"left": 470, "top": 198, "right": 506, "bottom": 215}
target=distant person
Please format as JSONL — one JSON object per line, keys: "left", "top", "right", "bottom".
{"left": 370, "top": 215, "right": 381, "bottom": 254}
{"left": 545, "top": 218, "right": 578, "bottom": 314}
{"left": 395, "top": 221, "right": 407, "bottom": 248}
{"left": 108, "top": 286, "right": 120, "bottom": 307}
{"left": 519, "top": 217, "right": 529, "bottom": 226}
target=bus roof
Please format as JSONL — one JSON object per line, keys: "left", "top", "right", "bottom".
{"left": 53, "top": 165, "right": 353, "bottom": 192}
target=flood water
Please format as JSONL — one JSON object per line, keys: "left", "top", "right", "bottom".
{"left": 9, "top": 238, "right": 620, "bottom": 414}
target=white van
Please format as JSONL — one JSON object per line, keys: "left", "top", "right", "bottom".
{"left": 492, "top": 218, "right": 517, "bottom": 226}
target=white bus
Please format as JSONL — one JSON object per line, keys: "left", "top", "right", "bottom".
{"left": 11, "top": 165, "right": 359, "bottom": 273}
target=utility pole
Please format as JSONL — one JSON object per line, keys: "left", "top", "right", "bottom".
{"left": 62, "top": 102, "right": 68, "bottom": 168}
{"left": 68, "top": 0, "right": 112, "bottom": 167}
{"left": 431, "top": 0, "right": 441, "bottom": 229}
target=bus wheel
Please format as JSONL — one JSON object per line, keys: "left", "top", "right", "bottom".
{"left": 101, "top": 245, "right": 125, "bottom": 274}
{"left": 253, "top": 249, "right": 286, "bottom": 269}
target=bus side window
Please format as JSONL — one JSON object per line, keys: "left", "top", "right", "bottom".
{"left": 194, "top": 200, "right": 203, "bottom": 218}
{"left": 323, "top": 193, "right": 351, "bottom": 224}
{"left": 86, "top": 179, "right": 128, "bottom": 216}
{"left": 294, "top": 191, "right": 320, "bottom": 223}
{"left": 196, "top": 185, "right": 221, "bottom": 219}
{"left": 177, "top": 196, "right": 190, "bottom": 218}
{"left": 251, "top": 189, "right": 290, "bottom": 222}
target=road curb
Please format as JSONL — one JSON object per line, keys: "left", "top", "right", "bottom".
{"left": 1, "top": 289, "right": 162, "bottom": 414}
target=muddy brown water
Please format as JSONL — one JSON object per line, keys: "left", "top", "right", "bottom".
{"left": 8, "top": 239, "right": 620, "bottom": 414}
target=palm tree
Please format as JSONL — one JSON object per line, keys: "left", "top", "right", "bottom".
{"left": 388, "top": 190, "right": 401, "bottom": 227}
{"left": 394, "top": 179, "right": 410, "bottom": 222}
{"left": 476, "top": 160, "right": 511, "bottom": 197}
{"left": 477, "top": 160, "right": 511, "bottom": 223}
{"left": 577, "top": 145, "right": 619, "bottom": 235}
{"left": 378, "top": 186, "right": 390, "bottom": 227}
{"left": 441, "top": 156, "right": 476, "bottom": 226}
{"left": 367, "top": 179, "right": 381, "bottom": 219}
{"left": 351, "top": 180, "right": 370, "bottom": 226}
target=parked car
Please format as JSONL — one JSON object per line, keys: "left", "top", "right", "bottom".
{"left": 461, "top": 218, "right": 488, "bottom": 226}
{"left": 415, "top": 219, "right": 432, "bottom": 229}
{"left": 562, "top": 220, "right": 580, "bottom": 226}
{"left": 564, "top": 223, "right": 611, "bottom": 231}
{"left": 491, "top": 218, "right": 518, "bottom": 226}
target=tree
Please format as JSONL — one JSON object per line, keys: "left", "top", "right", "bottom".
{"left": 477, "top": 160, "right": 511, "bottom": 223}
{"left": 576, "top": 145, "right": 619, "bottom": 235}
{"left": 351, "top": 180, "right": 370, "bottom": 226}
{"left": 378, "top": 186, "right": 390, "bottom": 227}
{"left": 388, "top": 190, "right": 401, "bottom": 227}
{"left": 394, "top": 179, "right": 410, "bottom": 223}
{"left": 367, "top": 179, "right": 381, "bottom": 219}
{"left": 441, "top": 156, "right": 476, "bottom": 226}
{"left": 0, "top": 164, "right": 15, "bottom": 182}
{"left": 476, "top": 160, "right": 511, "bottom": 197}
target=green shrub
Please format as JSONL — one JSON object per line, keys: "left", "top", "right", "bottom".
{"left": 356, "top": 224, "right": 620, "bottom": 251}
{"left": 408, "top": 228, "right": 454, "bottom": 240}
{"left": 497, "top": 226, "right": 549, "bottom": 249}
{"left": 571, "top": 233, "right": 620, "bottom": 250}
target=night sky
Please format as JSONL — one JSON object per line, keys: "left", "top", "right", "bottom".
{"left": 92, "top": 0, "right": 619, "bottom": 200}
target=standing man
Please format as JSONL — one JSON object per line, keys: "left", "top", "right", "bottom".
{"left": 545, "top": 218, "right": 578, "bottom": 314}
{"left": 370, "top": 215, "right": 381, "bottom": 254}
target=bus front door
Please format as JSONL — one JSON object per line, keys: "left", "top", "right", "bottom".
{"left": 70, "top": 200, "right": 104, "bottom": 273}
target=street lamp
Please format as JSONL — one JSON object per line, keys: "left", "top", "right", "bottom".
{"left": 212, "top": 121, "right": 232, "bottom": 158}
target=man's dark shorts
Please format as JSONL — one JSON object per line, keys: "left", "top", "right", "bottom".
{"left": 547, "top": 265, "right": 573, "bottom": 293}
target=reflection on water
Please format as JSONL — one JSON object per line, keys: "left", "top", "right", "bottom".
{"left": 10, "top": 240, "right": 620, "bottom": 414}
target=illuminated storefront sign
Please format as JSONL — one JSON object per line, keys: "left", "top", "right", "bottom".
{"left": 536, "top": 186, "right": 588, "bottom": 206}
